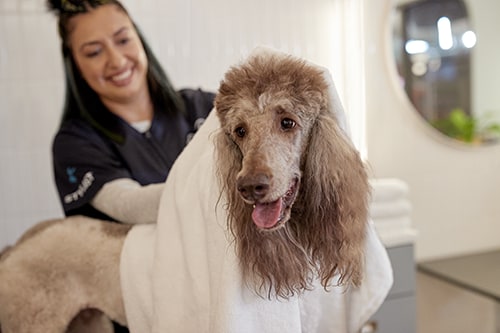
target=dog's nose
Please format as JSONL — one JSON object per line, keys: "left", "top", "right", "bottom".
{"left": 237, "top": 175, "right": 270, "bottom": 201}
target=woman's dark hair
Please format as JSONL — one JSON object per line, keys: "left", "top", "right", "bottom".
{"left": 47, "top": 0, "right": 185, "bottom": 143}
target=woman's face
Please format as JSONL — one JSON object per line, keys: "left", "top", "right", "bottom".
{"left": 68, "top": 4, "right": 149, "bottom": 105}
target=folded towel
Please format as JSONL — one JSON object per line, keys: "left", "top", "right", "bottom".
{"left": 372, "top": 216, "right": 413, "bottom": 233}
{"left": 370, "top": 178, "right": 409, "bottom": 203}
{"left": 369, "top": 198, "right": 412, "bottom": 220}
{"left": 120, "top": 52, "right": 393, "bottom": 333}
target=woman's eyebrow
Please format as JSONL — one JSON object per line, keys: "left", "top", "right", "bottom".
{"left": 114, "top": 26, "right": 130, "bottom": 37}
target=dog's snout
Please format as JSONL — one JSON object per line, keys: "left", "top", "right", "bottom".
{"left": 237, "top": 174, "right": 270, "bottom": 201}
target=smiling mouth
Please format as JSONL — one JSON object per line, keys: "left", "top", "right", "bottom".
{"left": 251, "top": 178, "right": 299, "bottom": 230}
{"left": 110, "top": 69, "right": 133, "bottom": 85}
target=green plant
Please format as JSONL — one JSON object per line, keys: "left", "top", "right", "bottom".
{"left": 432, "top": 108, "right": 500, "bottom": 144}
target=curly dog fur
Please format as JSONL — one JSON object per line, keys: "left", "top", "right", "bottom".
{"left": 0, "top": 217, "right": 130, "bottom": 333}
{"left": 215, "top": 52, "right": 369, "bottom": 298}
{"left": 0, "top": 52, "right": 370, "bottom": 331}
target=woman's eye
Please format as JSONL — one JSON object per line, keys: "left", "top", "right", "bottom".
{"left": 118, "top": 38, "right": 130, "bottom": 45}
{"left": 83, "top": 47, "right": 102, "bottom": 58}
{"left": 281, "top": 118, "right": 296, "bottom": 130}
{"left": 85, "top": 50, "right": 101, "bottom": 58}
{"left": 234, "top": 126, "right": 246, "bottom": 138}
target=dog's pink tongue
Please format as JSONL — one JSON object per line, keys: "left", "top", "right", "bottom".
{"left": 251, "top": 198, "right": 282, "bottom": 229}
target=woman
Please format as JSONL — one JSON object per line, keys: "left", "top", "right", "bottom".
{"left": 48, "top": 0, "right": 214, "bottom": 225}
{"left": 47, "top": 0, "right": 214, "bottom": 331}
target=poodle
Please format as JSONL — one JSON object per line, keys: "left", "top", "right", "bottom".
{"left": 0, "top": 51, "right": 369, "bottom": 331}
{"left": 214, "top": 52, "right": 369, "bottom": 298}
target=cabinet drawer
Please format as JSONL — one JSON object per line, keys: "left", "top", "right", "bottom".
{"left": 364, "top": 296, "right": 416, "bottom": 333}
{"left": 386, "top": 244, "right": 416, "bottom": 297}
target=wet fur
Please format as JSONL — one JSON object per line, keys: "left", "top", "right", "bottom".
{"left": 215, "top": 52, "right": 370, "bottom": 298}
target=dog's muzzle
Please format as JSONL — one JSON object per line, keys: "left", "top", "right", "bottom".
{"left": 250, "top": 177, "right": 300, "bottom": 230}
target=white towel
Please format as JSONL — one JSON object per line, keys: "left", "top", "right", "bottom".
{"left": 369, "top": 178, "right": 409, "bottom": 203}
{"left": 372, "top": 216, "right": 412, "bottom": 230}
{"left": 120, "top": 54, "right": 393, "bottom": 333}
{"left": 119, "top": 224, "right": 155, "bottom": 332}
{"left": 369, "top": 199, "right": 412, "bottom": 220}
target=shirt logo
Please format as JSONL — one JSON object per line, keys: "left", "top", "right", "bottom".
{"left": 64, "top": 171, "right": 95, "bottom": 204}
{"left": 66, "top": 167, "right": 77, "bottom": 184}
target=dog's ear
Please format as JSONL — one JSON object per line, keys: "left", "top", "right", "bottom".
{"left": 214, "top": 127, "right": 247, "bottom": 221}
{"left": 300, "top": 107, "right": 369, "bottom": 287}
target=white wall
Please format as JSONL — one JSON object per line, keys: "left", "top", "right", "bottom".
{"left": 468, "top": 0, "right": 500, "bottom": 122}
{"left": 121, "top": 0, "right": 341, "bottom": 91}
{"left": 364, "top": 0, "right": 500, "bottom": 261}
{"left": 0, "top": 1, "right": 64, "bottom": 247}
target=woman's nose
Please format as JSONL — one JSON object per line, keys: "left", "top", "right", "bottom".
{"left": 107, "top": 47, "right": 126, "bottom": 68}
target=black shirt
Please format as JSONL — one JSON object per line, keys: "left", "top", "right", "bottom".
{"left": 52, "top": 88, "right": 215, "bottom": 219}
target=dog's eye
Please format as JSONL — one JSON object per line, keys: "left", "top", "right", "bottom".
{"left": 234, "top": 126, "right": 246, "bottom": 138}
{"left": 281, "top": 118, "right": 296, "bottom": 130}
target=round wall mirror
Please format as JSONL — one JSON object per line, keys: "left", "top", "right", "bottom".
{"left": 391, "top": 0, "right": 500, "bottom": 145}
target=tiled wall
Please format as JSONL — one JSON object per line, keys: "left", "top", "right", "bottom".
{"left": 0, "top": 0, "right": 65, "bottom": 247}
{"left": 121, "top": 0, "right": 340, "bottom": 90}
{"left": 0, "top": 0, "right": 357, "bottom": 247}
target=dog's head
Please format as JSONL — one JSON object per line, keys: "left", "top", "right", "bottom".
{"left": 215, "top": 52, "right": 329, "bottom": 230}
{"left": 214, "top": 51, "right": 368, "bottom": 298}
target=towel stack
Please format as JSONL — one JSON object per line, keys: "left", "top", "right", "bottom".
{"left": 369, "top": 178, "right": 417, "bottom": 247}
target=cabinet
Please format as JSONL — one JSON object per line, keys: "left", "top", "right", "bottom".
{"left": 362, "top": 244, "right": 417, "bottom": 333}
